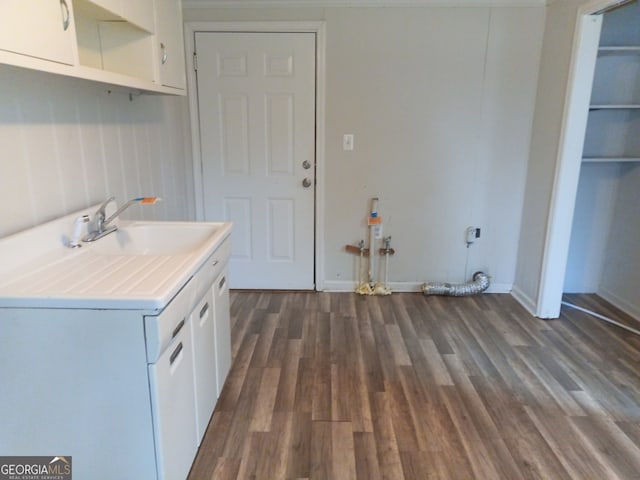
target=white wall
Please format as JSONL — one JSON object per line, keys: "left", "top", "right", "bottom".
{"left": 566, "top": 162, "right": 640, "bottom": 319}
{"left": 0, "top": 66, "right": 194, "bottom": 239}
{"left": 184, "top": 6, "right": 545, "bottom": 291}
{"left": 563, "top": 162, "right": 622, "bottom": 292}
{"left": 599, "top": 164, "right": 640, "bottom": 318}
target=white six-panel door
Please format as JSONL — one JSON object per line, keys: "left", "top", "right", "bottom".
{"left": 195, "top": 32, "right": 316, "bottom": 289}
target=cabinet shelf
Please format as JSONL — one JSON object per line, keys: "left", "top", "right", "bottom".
{"left": 582, "top": 157, "right": 640, "bottom": 163}
{"left": 598, "top": 45, "right": 640, "bottom": 54}
{"left": 0, "top": 50, "right": 183, "bottom": 95}
{"left": 584, "top": 68, "right": 640, "bottom": 159}
{"left": 589, "top": 104, "right": 640, "bottom": 110}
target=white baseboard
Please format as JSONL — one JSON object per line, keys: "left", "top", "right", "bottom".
{"left": 510, "top": 285, "right": 537, "bottom": 317}
{"left": 322, "top": 281, "right": 422, "bottom": 292}
{"left": 485, "top": 283, "right": 513, "bottom": 294}
{"left": 321, "top": 281, "right": 358, "bottom": 292}
{"left": 596, "top": 287, "right": 640, "bottom": 323}
{"left": 321, "top": 280, "right": 513, "bottom": 294}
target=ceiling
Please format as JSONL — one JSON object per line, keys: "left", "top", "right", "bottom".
{"left": 182, "top": 0, "right": 548, "bottom": 8}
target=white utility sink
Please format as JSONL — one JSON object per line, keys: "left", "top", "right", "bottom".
{"left": 0, "top": 207, "right": 232, "bottom": 310}
{"left": 91, "top": 221, "right": 226, "bottom": 256}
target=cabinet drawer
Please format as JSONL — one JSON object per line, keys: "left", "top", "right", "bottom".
{"left": 186, "top": 235, "right": 230, "bottom": 315}
{"left": 144, "top": 278, "right": 194, "bottom": 363}
{"left": 192, "top": 235, "right": 231, "bottom": 301}
{"left": 144, "top": 235, "right": 231, "bottom": 363}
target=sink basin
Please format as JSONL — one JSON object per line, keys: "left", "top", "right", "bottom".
{"left": 90, "top": 221, "right": 225, "bottom": 256}
{"left": 0, "top": 206, "right": 232, "bottom": 310}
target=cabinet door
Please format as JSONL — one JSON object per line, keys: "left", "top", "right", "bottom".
{"left": 154, "top": 0, "right": 186, "bottom": 90}
{"left": 213, "top": 268, "right": 231, "bottom": 396}
{"left": 190, "top": 290, "right": 218, "bottom": 445}
{"left": 0, "top": 0, "right": 77, "bottom": 65}
{"left": 148, "top": 321, "right": 198, "bottom": 480}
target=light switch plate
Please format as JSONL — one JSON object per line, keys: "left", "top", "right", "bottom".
{"left": 343, "top": 134, "right": 354, "bottom": 151}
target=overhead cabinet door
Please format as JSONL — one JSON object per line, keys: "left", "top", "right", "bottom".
{"left": 0, "top": 0, "right": 77, "bottom": 65}
{"left": 155, "top": 0, "right": 186, "bottom": 89}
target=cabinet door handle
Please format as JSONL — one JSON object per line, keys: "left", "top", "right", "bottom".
{"left": 170, "top": 342, "right": 183, "bottom": 365}
{"left": 219, "top": 276, "right": 226, "bottom": 289}
{"left": 199, "top": 302, "right": 210, "bottom": 319}
{"left": 172, "top": 318, "right": 185, "bottom": 338}
{"left": 60, "top": 0, "right": 70, "bottom": 31}
{"left": 212, "top": 260, "right": 219, "bottom": 267}
{"left": 160, "top": 43, "right": 167, "bottom": 65}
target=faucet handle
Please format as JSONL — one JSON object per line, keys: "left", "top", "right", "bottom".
{"left": 83, "top": 196, "right": 115, "bottom": 237}
{"left": 95, "top": 196, "right": 116, "bottom": 216}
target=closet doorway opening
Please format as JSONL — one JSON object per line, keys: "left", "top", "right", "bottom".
{"left": 538, "top": 0, "right": 640, "bottom": 327}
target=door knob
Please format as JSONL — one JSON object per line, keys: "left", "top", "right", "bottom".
{"left": 302, "top": 178, "right": 312, "bottom": 188}
{"left": 302, "top": 160, "right": 311, "bottom": 170}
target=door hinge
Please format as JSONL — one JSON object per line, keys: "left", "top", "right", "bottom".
{"left": 193, "top": 52, "right": 198, "bottom": 71}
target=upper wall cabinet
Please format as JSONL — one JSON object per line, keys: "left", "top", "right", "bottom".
{"left": 0, "top": 0, "right": 186, "bottom": 95}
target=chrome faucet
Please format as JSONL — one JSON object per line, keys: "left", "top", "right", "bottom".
{"left": 83, "top": 196, "right": 118, "bottom": 242}
{"left": 83, "top": 196, "right": 160, "bottom": 242}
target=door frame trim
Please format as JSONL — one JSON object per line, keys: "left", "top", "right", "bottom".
{"left": 184, "top": 21, "right": 327, "bottom": 291}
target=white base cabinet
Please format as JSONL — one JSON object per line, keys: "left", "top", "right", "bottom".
{"left": 0, "top": 236, "right": 232, "bottom": 480}
{"left": 0, "top": 308, "right": 159, "bottom": 480}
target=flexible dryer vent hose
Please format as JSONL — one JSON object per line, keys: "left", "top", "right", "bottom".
{"left": 422, "top": 271, "right": 490, "bottom": 297}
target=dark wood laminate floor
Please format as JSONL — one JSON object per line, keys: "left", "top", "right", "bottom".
{"left": 188, "top": 292, "right": 640, "bottom": 479}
